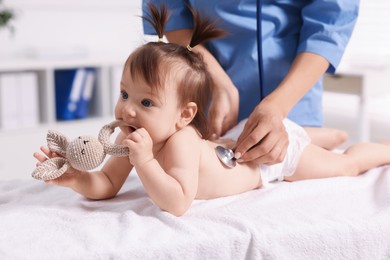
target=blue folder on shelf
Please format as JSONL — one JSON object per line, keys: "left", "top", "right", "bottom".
{"left": 75, "top": 69, "right": 96, "bottom": 118}
{"left": 55, "top": 68, "right": 96, "bottom": 120}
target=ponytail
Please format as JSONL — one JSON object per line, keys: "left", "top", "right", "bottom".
{"left": 143, "top": 2, "right": 226, "bottom": 50}
{"left": 187, "top": 6, "right": 227, "bottom": 51}
{"left": 142, "top": 2, "right": 170, "bottom": 41}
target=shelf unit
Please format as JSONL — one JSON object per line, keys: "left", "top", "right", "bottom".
{"left": 0, "top": 56, "right": 126, "bottom": 128}
{"left": 324, "top": 56, "right": 390, "bottom": 143}
{"left": 0, "top": 56, "right": 126, "bottom": 180}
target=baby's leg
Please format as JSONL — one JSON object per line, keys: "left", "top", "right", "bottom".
{"left": 285, "top": 142, "right": 390, "bottom": 182}
{"left": 303, "top": 127, "right": 348, "bottom": 150}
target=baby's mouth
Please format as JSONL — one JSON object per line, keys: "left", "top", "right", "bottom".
{"left": 128, "top": 125, "right": 137, "bottom": 133}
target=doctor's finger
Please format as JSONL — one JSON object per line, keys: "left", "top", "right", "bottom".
{"left": 240, "top": 130, "right": 288, "bottom": 164}
{"left": 236, "top": 133, "right": 275, "bottom": 163}
{"left": 234, "top": 123, "right": 268, "bottom": 159}
{"left": 250, "top": 141, "right": 286, "bottom": 165}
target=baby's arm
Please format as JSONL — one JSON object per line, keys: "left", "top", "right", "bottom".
{"left": 34, "top": 132, "right": 133, "bottom": 200}
{"left": 69, "top": 155, "right": 132, "bottom": 200}
{"left": 122, "top": 127, "right": 200, "bottom": 216}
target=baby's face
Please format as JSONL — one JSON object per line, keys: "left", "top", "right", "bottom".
{"left": 114, "top": 66, "right": 182, "bottom": 147}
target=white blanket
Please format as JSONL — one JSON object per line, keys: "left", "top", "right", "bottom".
{"left": 1, "top": 166, "right": 390, "bottom": 259}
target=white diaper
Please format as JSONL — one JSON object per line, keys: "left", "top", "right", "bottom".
{"left": 223, "top": 118, "right": 311, "bottom": 186}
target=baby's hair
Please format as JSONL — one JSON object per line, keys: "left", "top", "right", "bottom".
{"left": 187, "top": 5, "right": 227, "bottom": 51}
{"left": 125, "top": 2, "right": 226, "bottom": 139}
{"left": 141, "top": 2, "right": 169, "bottom": 41}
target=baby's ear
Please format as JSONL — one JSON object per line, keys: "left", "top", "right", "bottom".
{"left": 47, "top": 130, "right": 68, "bottom": 157}
{"left": 177, "top": 102, "right": 197, "bottom": 129}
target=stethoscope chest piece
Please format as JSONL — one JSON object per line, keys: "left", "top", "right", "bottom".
{"left": 215, "top": 145, "right": 236, "bottom": 168}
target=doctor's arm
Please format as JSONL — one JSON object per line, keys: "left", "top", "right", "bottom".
{"left": 234, "top": 52, "right": 329, "bottom": 164}
{"left": 234, "top": 0, "right": 359, "bottom": 164}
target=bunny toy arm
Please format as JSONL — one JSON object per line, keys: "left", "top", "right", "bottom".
{"left": 98, "top": 120, "right": 129, "bottom": 157}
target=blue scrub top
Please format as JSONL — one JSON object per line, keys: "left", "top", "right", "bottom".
{"left": 142, "top": 0, "right": 359, "bottom": 127}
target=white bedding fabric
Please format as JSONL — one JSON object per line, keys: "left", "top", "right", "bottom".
{"left": 1, "top": 166, "right": 390, "bottom": 259}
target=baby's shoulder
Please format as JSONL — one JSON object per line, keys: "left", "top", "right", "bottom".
{"left": 166, "top": 126, "right": 202, "bottom": 147}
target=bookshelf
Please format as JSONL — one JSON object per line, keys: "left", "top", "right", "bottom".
{"left": 0, "top": 56, "right": 126, "bottom": 180}
{"left": 0, "top": 56, "right": 125, "bottom": 127}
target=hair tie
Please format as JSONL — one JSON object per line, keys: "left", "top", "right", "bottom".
{"left": 186, "top": 45, "right": 193, "bottom": 52}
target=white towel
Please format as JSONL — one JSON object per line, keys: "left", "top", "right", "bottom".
{"left": 1, "top": 165, "right": 390, "bottom": 259}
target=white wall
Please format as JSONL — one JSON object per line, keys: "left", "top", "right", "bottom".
{"left": 2, "top": 0, "right": 390, "bottom": 61}
{"left": 1, "top": 0, "right": 145, "bottom": 60}
{"left": 325, "top": 0, "right": 390, "bottom": 146}
{"left": 344, "top": 0, "right": 390, "bottom": 59}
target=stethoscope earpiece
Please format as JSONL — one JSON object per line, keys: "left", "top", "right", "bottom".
{"left": 215, "top": 145, "right": 236, "bottom": 168}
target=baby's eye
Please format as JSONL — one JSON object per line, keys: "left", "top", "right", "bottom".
{"left": 121, "top": 91, "right": 128, "bottom": 100}
{"left": 141, "top": 99, "right": 153, "bottom": 107}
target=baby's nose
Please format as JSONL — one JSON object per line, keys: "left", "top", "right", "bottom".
{"left": 124, "top": 103, "right": 136, "bottom": 117}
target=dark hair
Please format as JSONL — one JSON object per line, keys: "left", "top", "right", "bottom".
{"left": 125, "top": 2, "right": 226, "bottom": 139}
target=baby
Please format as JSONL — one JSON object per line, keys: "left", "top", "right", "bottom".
{"left": 34, "top": 4, "right": 390, "bottom": 216}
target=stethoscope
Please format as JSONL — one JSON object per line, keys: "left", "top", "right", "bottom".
{"left": 215, "top": 146, "right": 236, "bottom": 168}
{"left": 215, "top": 1, "right": 263, "bottom": 169}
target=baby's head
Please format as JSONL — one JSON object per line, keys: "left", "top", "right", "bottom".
{"left": 116, "top": 3, "right": 225, "bottom": 140}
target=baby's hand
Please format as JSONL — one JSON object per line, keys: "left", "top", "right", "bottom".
{"left": 33, "top": 146, "right": 81, "bottom": 187}
{"left": 43, "top": 168, "right": 82, "bottom": 187}
{"left": 122, "top": 128, "right": 154, "bottom": 167}
{"left": 33, "top": 146, "right": 59, "bottom": 167}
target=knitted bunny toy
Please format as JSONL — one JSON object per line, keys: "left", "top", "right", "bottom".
{"left": 32, "top": 120, "right": 129, "bottom": 181}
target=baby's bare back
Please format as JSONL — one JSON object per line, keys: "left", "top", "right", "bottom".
{"left": 195, "top": 139, "right": 261, "bottom": 199}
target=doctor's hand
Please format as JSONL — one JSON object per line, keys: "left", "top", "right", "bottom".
{"left": 208, "top": 78, "right": 239, "bottom": 139}
{"left": 233, "top": 100, "right": 289, "bottom": 165}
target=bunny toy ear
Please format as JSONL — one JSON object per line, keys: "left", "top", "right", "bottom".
{"left": 32, "top": 157, "right": 70, "bottom": 181}
{"left": 98, "top": 120, "right": 129, "bottom": 157}
{"left": 47, "top": 130, "right": 69, "bottom": 157}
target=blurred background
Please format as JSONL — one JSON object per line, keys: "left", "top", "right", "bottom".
{"left": 0, "top": 0, "right": 389, "bottom": 180}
